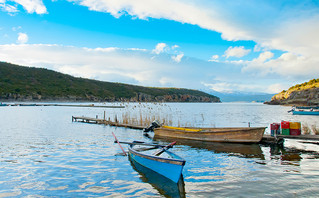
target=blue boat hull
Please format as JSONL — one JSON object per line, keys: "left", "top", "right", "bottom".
{"left": 128, "top": 146, "right": 185, "bottom": 183}
{"left": 292, "top": 110, "right": 319, "bottom": 115}
{"left": 129, "top": 156, "right": 186, "bottom": 197}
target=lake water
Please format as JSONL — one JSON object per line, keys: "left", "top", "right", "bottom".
{"left": 0, "top": 102, "right": 319, "bottom": 197}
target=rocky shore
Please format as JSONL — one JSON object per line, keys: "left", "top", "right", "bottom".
{"left": 265, "top": 87, "right": 319, "bottom": 106}
{"left": 0, "top": 92, "right": 220, "bottom": 103}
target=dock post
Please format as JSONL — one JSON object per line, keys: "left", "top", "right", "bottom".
{"left": 104, "top": 111, "right": 106, "bottom": 121}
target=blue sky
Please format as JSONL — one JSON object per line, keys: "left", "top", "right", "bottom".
{"left": 0, "top": 0, "right": 319, "bottom": 95}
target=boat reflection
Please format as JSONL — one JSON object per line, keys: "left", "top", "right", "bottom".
{"left": 153, "top": 136, "right": 265, "bottom": 160}
{"left": 129, "top": 155, "right": 186, "bottom": 198}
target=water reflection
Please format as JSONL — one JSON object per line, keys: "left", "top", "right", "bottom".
{"left": 129, "top": 156, "right": 186, "bottom": 198}
{"left": 269, "top": 143, "right": 319, "bottom": 167}
{"left": 153, "top": 136, "right": 265, "bottom": 160}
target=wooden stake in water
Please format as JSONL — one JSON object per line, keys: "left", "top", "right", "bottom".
{"left": 112, "top": 132, "right": 127, "bottom": 156}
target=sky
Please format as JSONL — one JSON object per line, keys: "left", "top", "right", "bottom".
{"left": 0, "top": 0, "right": 319, "bottom": 95}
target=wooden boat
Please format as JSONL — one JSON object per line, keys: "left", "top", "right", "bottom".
{"left": 153, "top": 125, "right": 266, "bottom": 143}
{"left": 126, "top": 141, "right": 186, "bottom": 183}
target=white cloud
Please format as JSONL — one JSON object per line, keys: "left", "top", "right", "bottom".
{"left": 69, "top": 0, "right": 249, "bottom": 40}
{"left": 17, "top": 33, "right": 28, "bottom": 44}
{"left": 266, "top": 83, "right": 286, "bottom": 94}
{"left": 203, "top": 81, "right": 289, "bottom": 94}
{"left": 254, "top": 51, "right": 274, "bottom": 63}
{"left": 203, "top": 81, "right": 264, "bottom": 93}
{"left": 240, "top": 51, "right": 319, "bottom": 79}
{"left": 171, "top": 53, "right": 184, "bottom": 63}
{"left": 152, "top": 43, "right": 167, "bottom": 54}
{"left": 224, "top": 46, "right": 251, "bottom": 59}
{"left": 12, "top": 0, "right": 47, "bottom": 14}
{"left": 152, "top": 43, "right": 184, "bottom": 63}
{"left": 0, "top": 3, "right": 18, "bottom": 13}
{"left": 208, "top": 55, "right": 219, "bottom": 62}
{"left": 12, "top": 26, "right": 22, "bottom": 31}
{"left": 203, "top": 82, "right": 234, "bottom": 93}
{"left": 172, "top": 45, "right": 179, "bottom": 50}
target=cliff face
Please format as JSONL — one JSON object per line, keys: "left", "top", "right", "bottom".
{"left": 265, "top": 79, "right": 319, "bottom": 106}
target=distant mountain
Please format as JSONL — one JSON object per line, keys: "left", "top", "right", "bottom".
{"left": 0, "top": 62, "right": 220, "bottom": 103}
{"left": 203, "top": 90, "right": 273, "bottom": 102}
{"left": 265, "top": 79, "right": 319, "bottom": 106}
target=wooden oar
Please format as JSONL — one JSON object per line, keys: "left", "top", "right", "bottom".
{"left": 115, "top": 141, "right": 166, "bottom": 148}
{"left": 115, "top": 146, "right": 159, "bottom": 156}
{"left": 153, "top": 141, "right": 176, "bottom": 156}
{"left": 112, "top": 132, "right": 127, "bottom": 156}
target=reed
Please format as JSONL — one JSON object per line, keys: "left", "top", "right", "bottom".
{"left": 105, "top": 102, "right": 202, "bottom": 128}
{"left": 302, "top": 124, "right": 311, "bottom": 135}
{"left": 311, "top": 125, "right": 319, "bottom": 135}
{"left": 301, "top": 124, "right": 319, "bottom": 135}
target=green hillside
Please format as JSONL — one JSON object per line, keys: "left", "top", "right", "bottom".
{"left": 0, "top": 62, "right": 220, "bottom": 102}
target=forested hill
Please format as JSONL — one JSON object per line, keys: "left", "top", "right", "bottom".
{"left": 265, "top": 79, "right": 319, "bottom": 106}
{"left": 0, "top": 62, "right": 220, "bottom": 103}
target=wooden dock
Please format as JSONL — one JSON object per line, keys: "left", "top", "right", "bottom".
{"left": 72, "top": 116, "right": 145, "bottom": 130}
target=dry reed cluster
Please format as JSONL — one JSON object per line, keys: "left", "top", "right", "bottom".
{"left": 106, "top": 102, "right": 175, "bottom": 127}
{"left": 302, "top": 124, "right": 319, "bottom": 135}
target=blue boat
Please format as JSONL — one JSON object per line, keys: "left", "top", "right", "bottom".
{"left": 127, "top": 141, "right": 186, "bottom": 183}
{"left": 129, "top": 155, "right": 186, "bottom": 197}
{"left": 289, "top": 107, "right": 319, "bottom": 115}
{"left": 292, "top": 109, "right": 319, "bottom": 115}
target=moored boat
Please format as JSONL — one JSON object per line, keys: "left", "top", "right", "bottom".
{"left": 129, "top": 155, "right": 186, "bottom": 198}
{"left": 292, "top": 110, "right": 319, "bottom": 115}
{"left": 289, "top": 107, "right": 319, "bottom": 115}
{"left": 153, "top": 125, "right": 266, "bottom": 143}
{"left": 123, "top": 141, "right": 186, "bottom": 183}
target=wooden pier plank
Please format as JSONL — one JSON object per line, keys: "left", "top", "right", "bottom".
{"left": 72, "top": 116, "right": 145, "bottom": 130}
